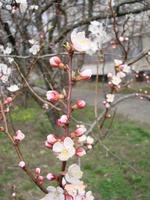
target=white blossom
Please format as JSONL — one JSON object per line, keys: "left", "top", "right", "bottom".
{"left": 65, "top": 164, "right": 83, "bottom": 184}
{"left": 88, "top": 21, "right": 110, "bottom": 54}
{"left": 106, "top": 94, "right": 115, "bottom": 103}
{"left": 52, "top": 137, "right": 75, "bottom": 161}
{"left": 111, "top": 75, "right": 121, "bottom": 86}
{"left": 16, "top": 0, "right": 28, "bottom": 13}
{"left": 3, "top": 47, "right": 12, "bottom": 55}
{"left": 0, "top": 63, "right": 11, "bottom": 83}
{"left": 71, "top": 30, "right": 92, "bottom": 52}
{"left": 7, "top": 85, "right": 19, "bottom": 92}
{"left": 29, "top": 44, "right": 40, "bottom": 55}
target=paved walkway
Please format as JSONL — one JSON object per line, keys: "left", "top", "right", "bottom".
{"left": 72, "top": 88, "right": 150, "bottom": 125}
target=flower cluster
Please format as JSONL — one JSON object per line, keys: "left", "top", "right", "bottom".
{"left": 41, "top": 164, "right": 94, "bottom": 200}
{"left": 107, "top": 60, "right": 131, "bottom": 89}
{"left": 45, "top": 123, "right": 94, "bottom": 161}
{"left": 29, "top": 39, "right": 40, "bottom": 55}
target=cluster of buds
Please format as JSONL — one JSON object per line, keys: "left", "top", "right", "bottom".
{"left": 107, "top": 73, "right": 121, "bottom": 89}
{"left": 34, "top": 168, "right": 44, "bottom": 185}
{"left": 0, "top": 97, "right": 13, "bottom": 119}
{"left": 103, "top": 94, "right": 115, "bottom": 108}
{"left": 45, "top": 124, "right": 94, "bottom": 161}
{"left": 107, "top": 60, "right": 131, "bottom": 90}
{"left": 114, "top": 59, "right": 131, "bottom": 77}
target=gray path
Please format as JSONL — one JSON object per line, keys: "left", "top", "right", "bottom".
{"left": 72, "top": 88, "right": 150, "bottom": 124}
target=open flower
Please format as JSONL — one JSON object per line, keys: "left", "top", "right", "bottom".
{"left": 106, "top": 94, "right": 115, "bottom": 103}
{"left": 65, "top": 164, "right": 83, "bottom": 184}
{"left": 40, "top": 186, "right": 64, "bottom": 200}
{"left": 0, "top": 63, "right": 11, "bottom": 83}
{"left": 7, "top": 84, "right": 19, "bottom": 92}
{"left": 71, "top": 30, "right": 92, "bottom": 52}
{"left": 111, "top": 75, "right": 121, "bottom": 86}
{"left": 29, "top": 44, "right": 40, "bottom": 55}
{"left": 16, "top": 0, "right": 28, "bottom": 13}
{"left": 65, "top": 182, "right": 86, "bottom": 198}
{"left": 52, "top": 137, "right": 75, "bottom": 161}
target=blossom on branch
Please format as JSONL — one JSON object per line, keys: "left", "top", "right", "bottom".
{"left": 7, "top": 84, "right": 19, "bottom": 92}
{"left": 46, "top": 90, "right": 64, "bottom": 103}
{"left": 57, "top": 115, "right": 68, "bottom": 127}
{"left": 71, "top": 30, "right": 92, "bottom": 52}
{"left": 0, "top": 63, "right": 11, "bottom": 83}
{"left": 49, "top": 56, "right": 65, "bottom": 69}
{"left": 14, "top": 130, "right": 25, "bottom": 142}
{"left": 52, "top": 137, "right": 75, "bottom": 161}
{"left": 72, "top": 100, "right": 86, "bottom": 110}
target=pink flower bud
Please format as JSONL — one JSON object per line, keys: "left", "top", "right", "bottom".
{"left": 14, "top": 130, "right": 25, "bottom": 142}
{"left": 35, "top": 167, "right": 41, "bottom": 175}
{"left": 57, "top": 115, "right": 68, "bottom": 127}
{"left": 76, "top": 147, "right": 86, "bottom": 157}
{"left": 47, "top": 134, "right": 57, "bottom": 144}
{"left": 74, "top": 125, "right": 87, "bottom": 137}
{"left": 18, "top": 161, "right": 25, "bottom": 168}
{"left": 45, "top": 141, "right": 53, "bottom": 149}
{"left": 46, "top": 173, "right": 55, "bottom": 181}
{"left": 4, "top": 97, "right": 13, "bottom": 104}
{"left": 46, "top": 90, "right": 60, "bottom": 102}
{"left": 76, "top": 100, "right": 86, "bottom": 109}
{"left": 38, "top": 175, "right": 44, "bottom": 185}
{"left": 49, "top": 56, "right": 64, "bottom": 68}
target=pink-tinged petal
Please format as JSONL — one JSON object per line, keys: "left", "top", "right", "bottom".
{"left": 64, "top": 137, "right": 74, "bottom": 148}
{"left": 52, "top": 141, "right": 64, "bottom": 152}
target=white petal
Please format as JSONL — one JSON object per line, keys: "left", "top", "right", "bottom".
{"left": 64, "top": 137, "right": 74, "bottom": 148}
{"left": 52, "top": 142, "right": 64, "bottom": 152}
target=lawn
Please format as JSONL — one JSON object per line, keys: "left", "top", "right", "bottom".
{"left": 0, "top": 98, "right": 150, "bottom": 200}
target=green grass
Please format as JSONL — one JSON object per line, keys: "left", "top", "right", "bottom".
{"left": 0, "top": 99, "right": 150, "bottom": 200}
